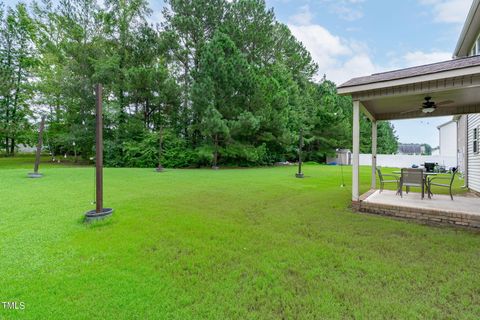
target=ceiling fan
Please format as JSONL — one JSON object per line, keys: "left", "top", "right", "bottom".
{"left": 400, "top": 96, "right": 454, "bottom": 115}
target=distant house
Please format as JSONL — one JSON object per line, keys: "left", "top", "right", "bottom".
{"left": 397, "top": 143, "right": 425, "bottom": 155}
{"left": 437, "top": 120, "right": 457, "bottom": 157}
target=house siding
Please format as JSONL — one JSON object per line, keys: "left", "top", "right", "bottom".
{"left": 468, "top": 114, "right": 480, "bottom": 192}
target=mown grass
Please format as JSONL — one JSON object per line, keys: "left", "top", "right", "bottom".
{"left": 0, "top": 157, "right": 479, "bottom": 319}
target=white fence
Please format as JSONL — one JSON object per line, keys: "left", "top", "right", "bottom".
{"left": 359, "top": 154, "right": 457, "bottom": 169}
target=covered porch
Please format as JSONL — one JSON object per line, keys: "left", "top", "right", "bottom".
{"left": 338, "top": 55, "right": 480, "bottom": 228}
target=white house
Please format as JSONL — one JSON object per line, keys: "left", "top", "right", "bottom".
{"left": 437, "top": 120, "right": 457, "bottom": 158}
{"left": 454, "top": 0, "right": 480, "bottom": 193}
{"left": 337, "top": 0, "right": 480, "bottom": 226}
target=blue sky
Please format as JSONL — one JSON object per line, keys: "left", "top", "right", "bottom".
{"left": 3, "top": 0, "right": 474, "bottom": 146}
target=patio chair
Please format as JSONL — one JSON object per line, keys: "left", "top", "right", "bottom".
{"left": 376, "top": 167, "right": 399, "bottom": 193}
{"left": 428, "top": 168, "right": 458, "bottom": 200}
{"left": 400, "top": 168, "right": 424, "bottom": 199}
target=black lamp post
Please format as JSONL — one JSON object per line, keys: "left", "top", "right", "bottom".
{"left": 85, "top": 84, "right": 113, "bottom": 222}
{"left": 28, "top": 115, "right": 46, "bottom": 178}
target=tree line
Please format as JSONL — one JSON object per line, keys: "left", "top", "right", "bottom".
{"left": 0, "top": 0, "right": 398, "bottom": 168}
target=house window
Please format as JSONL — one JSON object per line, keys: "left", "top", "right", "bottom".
{"left": 474, "top": 127, "right": 479, "bottom": 154}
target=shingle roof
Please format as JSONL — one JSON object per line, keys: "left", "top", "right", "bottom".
{"left": 338, "top": 55, "right": 480, "bottom": 88}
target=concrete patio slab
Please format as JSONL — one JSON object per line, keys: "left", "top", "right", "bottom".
{"left": 365, "top": 190, "right": 480, "bottom": 216}
{"left": 355, "top": 190, "right": 480, "bottom": 228}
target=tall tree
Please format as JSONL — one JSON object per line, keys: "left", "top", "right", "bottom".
{"left": 0, "top": 3, "right": 37, "bottom": 156}
{"left": 162, "top": 0, "right": 227, "bottom": 142}
{"left": 102, "top": 0, "right": 151, "bottom": 134}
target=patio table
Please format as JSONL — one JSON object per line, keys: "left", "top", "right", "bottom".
{"left": 392, "top": 171, "right": 437, "bottom": 176}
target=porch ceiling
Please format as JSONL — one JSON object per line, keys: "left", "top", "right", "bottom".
{"left": 338, "top": 56, "right": 480, "bottom": 120}
{"left": 363, "top": 86, "right": 480, "bottom": 120}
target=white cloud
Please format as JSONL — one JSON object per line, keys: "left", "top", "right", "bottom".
{"left": 287, "top": 3, "right": 380, "bottom": 84}
{"left": 419, "top": 0, "right": 471, "bottom": 23}
{"left": 289, "top": 5, "right": 314, "bottom": 25}
{"left": 285, "top": 2, "right": 466, "bottom": 85}
{"left": 288, "top": 20, "right": 454, "bottom": 85}
{"left": 318, "top": 0, "right": 365, "bottom": 21}
{"left": 288, "top": 23, "right": 381, "bottom": 84}
{"left": 330, "top": 2, "right": 364, "bottom": 21}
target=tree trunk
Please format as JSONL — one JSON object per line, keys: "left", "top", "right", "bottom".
{"left": 144, "top": 99, "right": 149, "bottom": 128}
{"left": 10, "top": 57, "right": 24, "bottom": 156}
{"left": 213, "top": 134, "right": 219, "bottom": 169}
{"left": 296, "top": 129, "right": 304, "bottom": 178}
{"left": 4, "top": 96, "right": 10, "bottom": 155}
{"left": 5, "top": 107, "right": 9, "bottom": 155}
{"left": 4, "top": 35, "right": 12, "bottom": 156}
{"left": 156, "top": 124, "right": 164, "bottom": 172}
{"left": 182, "top": 53, "right": 190, "bottom": 140}
{"left": 33, "top": 116, "right": 46, "bottom": 174}
{"left": 10, "top": 138, "right": 15, "bottom": 155}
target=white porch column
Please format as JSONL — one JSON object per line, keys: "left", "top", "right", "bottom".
{"left": 352, "top": 100, "right": 360, "bottom": 201}
{"left": 371, "top": 120, "right": 377, "bottom": 190}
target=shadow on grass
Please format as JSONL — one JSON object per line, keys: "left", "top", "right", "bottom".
{"left": 79, "top": 215, "right": 115, "bottom": 229}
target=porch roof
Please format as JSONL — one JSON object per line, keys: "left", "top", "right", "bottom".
{"left": 337, "top": 56, "right": 480, "bottom": 121}
{"left": 338, "top": 55, "right": 480, "bottom": 89}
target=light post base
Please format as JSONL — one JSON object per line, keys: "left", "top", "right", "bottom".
{"left": 28, "top": 172, "right": 43, "bottom": 178}
{"left": 295, "top": 173, "right": 304, "bottom": 178}
{"left": 85, "top": 208, "right": 114, "bottom": 222}
{"left": 212, "top": 166, "right": 220, "bottom": 170}
{"left": 155, "top": 165, "right": 165, "bottom": 172}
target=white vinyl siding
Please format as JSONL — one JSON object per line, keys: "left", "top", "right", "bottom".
{"left": 468, "top": 114, "right": 480, "bottom": 192}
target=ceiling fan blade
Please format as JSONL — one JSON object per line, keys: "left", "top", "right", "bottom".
{"left": 436, "top": 100, "right": 454, "bottom": 106}
{"left": 400, "top": 108, "right": 420, "bottom": 114}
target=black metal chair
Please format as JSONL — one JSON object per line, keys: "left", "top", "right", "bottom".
{"left": 428, "top": 168, "right": 458, "bottom": 200}
{"left": 376, "top": 167, "right": 399, "bottom": 193}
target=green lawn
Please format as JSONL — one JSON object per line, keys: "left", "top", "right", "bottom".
{"left": 1, "top": 157, "right": 479, "bottom": 319}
